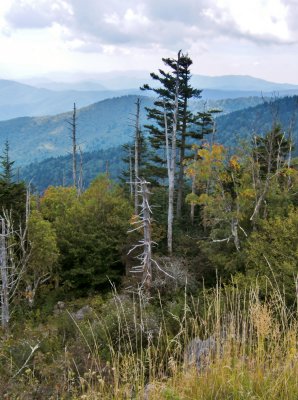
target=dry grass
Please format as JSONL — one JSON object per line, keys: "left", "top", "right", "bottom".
{"left": 71, "top": 279, "right": 298, "bottom": 399}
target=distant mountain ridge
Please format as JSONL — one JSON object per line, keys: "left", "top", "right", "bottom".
{"left": 17, "top": 95, "right": 298, "bottom": 192}
{"left": 0, "top": 79, "right": 142, "bottom": 120}
{"left": 24, "top": 72, "right": 298, "bottom": 92}
{"left": 191, "top": 74, "right": 298, "bottom": 92}
{"left": 1, "top": 74, "right": 298, "bottom": 120}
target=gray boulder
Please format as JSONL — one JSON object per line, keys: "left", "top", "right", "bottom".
{"left": 72, "top": 305, "right": 93, "bottom": 320}
{"left": 184, "top": 334, "right": 225, "bottom": 370}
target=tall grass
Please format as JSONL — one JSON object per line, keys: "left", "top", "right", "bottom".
{"left": 74, "top": 279, "right": 298, "bottom": 399}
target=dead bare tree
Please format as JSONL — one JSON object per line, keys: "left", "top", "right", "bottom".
{"left": 134, "top": 98, "right": 141, "bottom": 215}
{"left": 128, "top": 179, "right": 153, "bottom": 291}
{"left": 128, "top": 178, "right": 173, "bottom": 293}
{"left": 250, "top": 126, "right": 281, "bottom": 223}
{"left": 67, "top": 103, "right": 78, "bottom": 190}
{"left": 0, "top": 188, "right": 31, "bottom": 331}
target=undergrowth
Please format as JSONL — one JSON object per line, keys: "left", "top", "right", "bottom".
{"left": 1, "top": 278, "right": 298, "bottom": 399}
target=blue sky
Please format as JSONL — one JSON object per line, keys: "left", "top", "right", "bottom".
{"left": 0, "top": 0, "right": 297, "bottom": 83}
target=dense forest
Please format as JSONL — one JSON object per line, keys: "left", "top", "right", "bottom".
{"left": 1, "top": 52, "right": 298, "bottom": 399}
{"left": 20, "top": 147, "right": 125, "bottom": 192}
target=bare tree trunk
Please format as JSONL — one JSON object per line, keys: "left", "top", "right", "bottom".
{"left": 0, "top": 218, "right": 9, "bottom": 330}
{"left": 231, "top": 217, "right": 240, "bottom": 251}
{"left": 78, "top": 146, "right": 83, "bottom": 196}
{"left": 164, "top": 101, "right": 170, "bottom": 172}
{"left": 250, "top": 130, "right": 274, "bottom": 222}
{"left": 141, "top": 180, "right": 152, "bottom": 291}
{"left": 190, "top": 152, "right": 198, "bottom": 225}
{"left": 176, "top": 95, "right": 188, "bottom": 218}
{"left": 129, "top": 147, "right": 133, "bottom": 200}
{"left": 68, "top": 103, "right": 77, "bottom": 190}
{"left": 0, "top": 190, "right": 30, "bottom": 331}
{"left": 167, "top": 51, "right": 181, "bottom": 255}
{"left": 134, "top": 98, "right": 141, "bottom": 215}
{"left": 129, "top": 179, "right": 173, "bottom": 293}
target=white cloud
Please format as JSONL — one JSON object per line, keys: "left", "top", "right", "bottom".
{"left": 4, "top": 0, "right": 297, "bottom": 50}
{"left": 5, "top": 0, "right": 72, "bottom": 29}
{"left": 0, "top": 0, "right": 298, "bottom": 83}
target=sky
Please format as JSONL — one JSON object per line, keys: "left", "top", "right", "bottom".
{"left": 0, "top": 0, "right": 297, "bottom": 83}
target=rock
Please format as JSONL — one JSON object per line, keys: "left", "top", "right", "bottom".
{"left": 143, "top": 383, "right": 156, "bottom": 400}
{"left": 53, "top": 301, "right": 66, "bottom": 315}
{"left": 143, "top": 383, "right": 166, "bottom": 400}
{"left": 72, "top": 305, "right": 93, "bottom": 320}
{"left": 56, "top": 301, "right": 66, "bottom": 310}
{"left": 184, "top": 333, "right": 226, "bottom": 370}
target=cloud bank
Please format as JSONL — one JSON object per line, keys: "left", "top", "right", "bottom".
{"left": 4, "top": 0, "right": 297, "bottom": 54}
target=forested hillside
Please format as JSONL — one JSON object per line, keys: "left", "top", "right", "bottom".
{"left": 19, "top": 95, "right": 298, "bottom": 192}
{"left": 216, "top": 95, "right": 298, "bottom": 149}
{"left": 1, "top": 51, "right": 298, "bottom": 399}
{"left": 20, "top": 146, "right": 124, "bottom": 191}
{"left": 0, "top": 95, "right": 153, "bottom": 164}
{"left": 0, "top": 94, "right": 267, "bottom": 167}
{"left": 2, "top": 92, "right": 297, "bottom": 171}
{"left": 193, "top": 95, "right": 265, "bottom": 114}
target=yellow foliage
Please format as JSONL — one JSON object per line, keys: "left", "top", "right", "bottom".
{"left": 198, "top": 193, "right": 211, "bottom": 205}
{"left": 239, "top": 188, "right": 255, "bottom": 199}
{"left": 229, "top": 155, "right": 241, "bottom": 171}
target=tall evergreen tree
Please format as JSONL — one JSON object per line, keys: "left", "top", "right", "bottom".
{"left": 141, "top": 52, "right": 217, "bottom": 217}
{"left": 141, "top": 51, "right": 218, "bottom": 253}
{"left": 141, "top": 52, "right": 201, "bottom": 187}
{"left": 0, "top": 140, "right": 14, "bottom": 184}
{"left": 0, "top": 141, "right": 26, "bottom": 220}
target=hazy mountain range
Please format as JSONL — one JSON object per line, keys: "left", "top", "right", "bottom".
{"left": 1, "top": 74, "right": 298, "bottom": 121}
{"left": 24, "top": 71, "right": 298, "bottom": 92}
{"left": 0, "top": 92, "right": 297, "bottom": 167}
{"left": 0, "top": 79, "right": 142, "bottom": 121}
{"left": 0, "top": 73, "right": 297, "bottom": 191}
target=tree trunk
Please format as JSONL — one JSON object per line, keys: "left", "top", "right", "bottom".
{"left": 141, "top": 180, "right": 152, "bottom": 292}
{"left": 0, "top": 218, "right": 9, "bottom": 330}
{"left": 71, "top": 103, "right": 77, "bottom": 190}
{"left": 78, "top": 146, "right": 83, "bottom": 196}
{"left": 129, "top": 147, "right": 133, "bottom": 200}
{"left": 134, "top": 98, "right": 141, "bottom": 215}
{"left": 176, "top": 95, "right": 188, "bottom": 218}
{"left": 250, "top": 129, "right": 274, "bottom": 222}
{"left": 167, "top": 51, "right": 181, "bottom": 255}
{"left": 189, "top": 151, "right": 198, "bottom": 225}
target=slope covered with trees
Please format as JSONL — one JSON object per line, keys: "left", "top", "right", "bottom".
{"left": 20, "top": 146, "right": 124, "bottom": 192}
{"left": 1, "top": 52, "right": 298, "bottom": 399}
{"left": 216, "top": 95, "right": 298, "bottom": 150}
{"left": 0, "top": 95, "right": 153, "bottom": 165}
